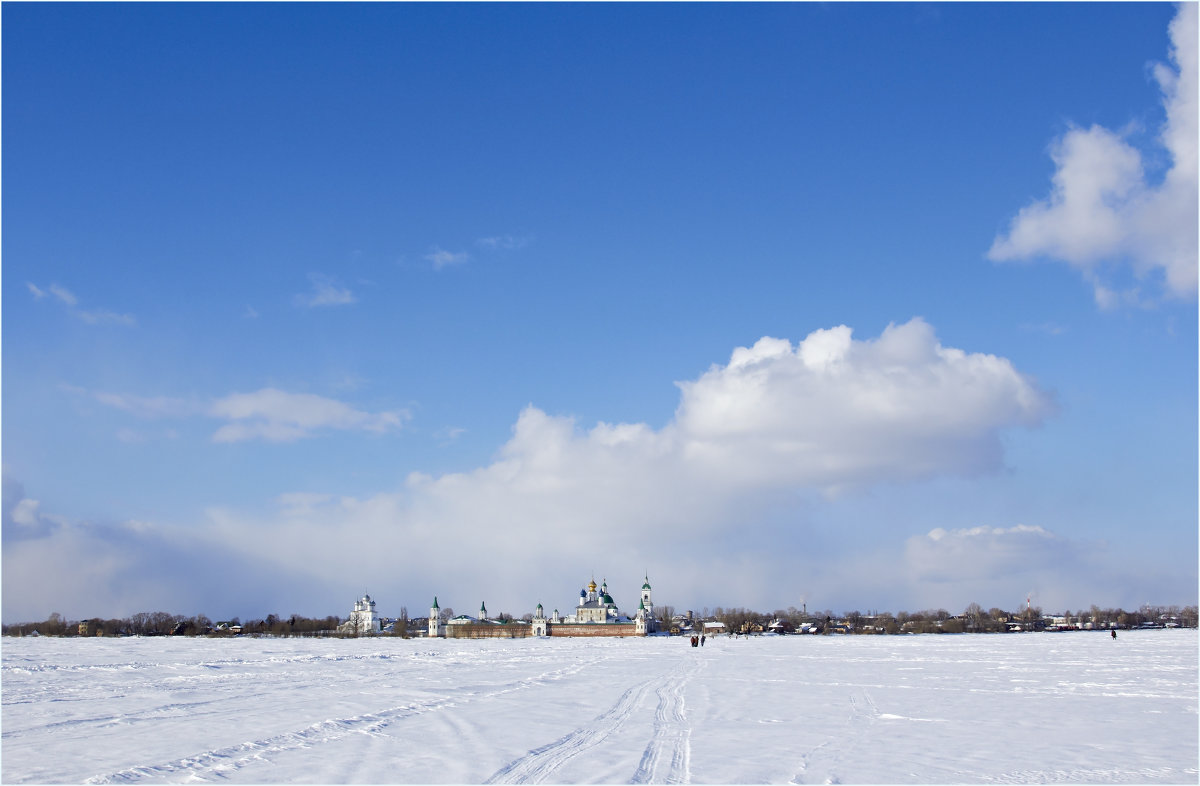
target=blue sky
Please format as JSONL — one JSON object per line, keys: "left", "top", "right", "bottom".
{"left": 3, "top": 2, "right": 1196, "bottom": 623}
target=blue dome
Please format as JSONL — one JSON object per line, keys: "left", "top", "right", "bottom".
{"left": 580, "top": 588, "right": 587, "bottom": 597}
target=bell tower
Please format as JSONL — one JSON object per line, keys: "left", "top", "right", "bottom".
{"left": 428, "top": 597, "right": 443, "bottom": 638}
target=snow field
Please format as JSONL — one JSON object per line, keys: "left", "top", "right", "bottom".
{"left": 2, "top": 630, "right": 1196, "bottom": 784}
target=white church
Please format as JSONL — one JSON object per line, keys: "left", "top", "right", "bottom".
{"left": 338, "top": 593, "right": 381, "bottom": 635}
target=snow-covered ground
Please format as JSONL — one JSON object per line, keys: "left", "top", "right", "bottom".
{"left": 2, "top": 630, "right": 1195, "bottom": 784}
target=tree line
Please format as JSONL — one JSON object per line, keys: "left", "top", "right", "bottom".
{"left": 694, "top": 603, "right": 1198, "bottom": 634}
{"left": 3, "top": 602, "right": 1196, "bottom": 638}
{"left": 2, "top": 611, "right": 344, "bottom": 638}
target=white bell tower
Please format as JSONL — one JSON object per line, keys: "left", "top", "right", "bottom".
{"left": 428, "top": 597, "right": 443, "bottom": 638}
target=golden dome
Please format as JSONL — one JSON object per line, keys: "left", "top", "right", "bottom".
{"left": 587, "top": 579, "right": 597, "bottom": 592}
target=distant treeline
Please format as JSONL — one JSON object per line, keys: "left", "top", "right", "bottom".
{"left": 702, "top": 603, "right": 1199, "bottom": 634}
{"left": 3, "top": 603, "right": 1197, "bottom": 638}
{"left": 1, "top": 612, "right": 347, "bottom": 638}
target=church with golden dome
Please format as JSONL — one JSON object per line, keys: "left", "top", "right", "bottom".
{"left": 575, "top": 577, "right": 620, "bottom": 623}
{"left": 429, "top": 575, "right": 659, "bottom": 638}
{"left": 530, "top": 575, "right": 658, "bottom": 637}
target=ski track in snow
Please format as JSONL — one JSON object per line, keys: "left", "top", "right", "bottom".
{"left": 81, "top": 658, "right": 594, "bottom": 784}
{"left": 4, "top": 633, "right": 1196, "bottom": 784}
{"left": 628, "top": 655, "right": 700, "bottom": 785}
{"left": 486, "top": 653, "right": 702, "bottom": 785}
{"left": 483, "top": 679, "right": 653, "bottom": 785}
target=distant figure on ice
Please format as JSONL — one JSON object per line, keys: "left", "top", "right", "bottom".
{"left": 1112, "top": 629, "right": 1117, "bottom": 639}
{"left": 701, "top": 634, "right": 706, "bottom": 646}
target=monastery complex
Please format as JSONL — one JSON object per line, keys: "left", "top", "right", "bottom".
{"left": 339, "top": 576, "right": 660, "bottom": 638}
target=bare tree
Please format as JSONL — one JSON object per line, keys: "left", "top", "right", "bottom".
{"left": 394, "top": 606, "right": 409, "bottom": 637}
{"left": 964, "top": 602, "right": 986, "bottom": 633}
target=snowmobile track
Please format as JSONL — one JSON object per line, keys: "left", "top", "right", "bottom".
{"left": 82, "top": 661, "right": 592, "bottom": 784}
{"left": 484, "top": 677, "right": 656, "bottom": 784}
{"left": 629, "top": 655, "right": 701, "bottom": 784}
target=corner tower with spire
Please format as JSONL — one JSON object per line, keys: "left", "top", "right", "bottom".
{"left": 428, "top": 597, "right": 444, "bottom": 638}
{"left": 636, "top": 574, "right": 657, "bottom": 635}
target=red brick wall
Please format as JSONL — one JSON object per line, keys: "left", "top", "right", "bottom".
{"left": 547, "top": 623, "right": 640, "bottom": 637}
{"left": 444, "top": 623, "right": 533, "bottom": 639}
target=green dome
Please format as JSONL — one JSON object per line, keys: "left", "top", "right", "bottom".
{"left": 602, "top": 594, "right": 615, "bottom": 604}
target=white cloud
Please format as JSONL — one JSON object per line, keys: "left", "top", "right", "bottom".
{"left": 11, "top": 320, "right": 1194, "bottom": 620}
{"left": 27, "top": 282, "right": 136, "bottom": 325}
{"left": 476, "top": 234, "right": 531, "bottom": 251}
{"left": 184, "top": 319, "right": 1055, "bottom": 613}
{"left": 435, "top": 426, "right": 468, "bottom": 443}
{"left": 897, "top": 524, "right": 1112, "bottom": 611}
{"left": 208, "top": 388, "right": 409, "bottom": 443}
{"left": 276, "top": 492, "right": 335, "bottom": 513}
{"left": 425, "top": 247, "right": 470, "bottom": 270}
{"left": 48, "top": 284, "right": 78, "bottom": 306}
{"left": 295, "top": 274, "right": 356, "bottom": 307}
{"left": 76, "top": 309, "right": 137, "bottom": 326}
{"left": 2, "top": 475, "right": 69, "bottom": 539}
{"left": 89, "top": 391, "right": 194, "bottom": 418}
{"left": 80, "top": 385, "right": 409, "bottom": 444}
{"left": 989, "top": 4, "right": 1198, "bottom": 305}
{"left": 909, "top": 524, "right": 1062, "bottom": 576}
{"left": 673, "top": 318, "right": 1051, "bottom": 491}
{"left": 1, "top": 507, "right": 330, "bottom": 622}
{"left": 11, "top": 498, "right": 43, "bottom": 527}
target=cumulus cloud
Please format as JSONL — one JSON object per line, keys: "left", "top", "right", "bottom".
{"left": 295, "top": 274, "right": 356, "bottom": 307}
{"left": 673, "top": 319, "right": 1051, "bottom": 491}
{"left": 989, "top": 4, "right": 1198, "bottom": 305}
{"left": 187, "top": 319, "right": 1053, "bottom": 614}
{"left": 38, "top": 322, "right": 1054, "bottom": 616}
{"left": 208, "top": 388, "right": 409, "bottom": 443}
